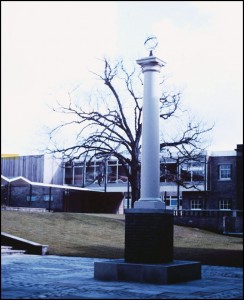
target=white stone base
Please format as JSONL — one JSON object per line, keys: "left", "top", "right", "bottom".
{"left": 134, "top": 199, "right": 166, "bottom": 209}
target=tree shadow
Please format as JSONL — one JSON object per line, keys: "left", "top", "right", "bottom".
{"left": 174, "top": 247, "right": 243, "bottom": 267}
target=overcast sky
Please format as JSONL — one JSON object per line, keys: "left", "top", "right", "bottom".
{"left": 1, "top": 1, "right": 243, "bottom": 155}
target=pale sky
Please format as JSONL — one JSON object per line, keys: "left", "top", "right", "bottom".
{"left": 1, "top": 1, "right": 243, "bottom": 155}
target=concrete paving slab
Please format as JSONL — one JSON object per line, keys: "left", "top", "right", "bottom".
{"left": 1, "top": 254, "right": 243, "bottom": 299}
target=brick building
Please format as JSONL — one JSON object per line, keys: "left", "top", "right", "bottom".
{"left": 182, "top": 144, "right": 243, "bottom": 211}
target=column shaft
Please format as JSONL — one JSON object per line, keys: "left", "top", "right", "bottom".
{"left": 134, "top": 56, "right": 165, "bottom": 209}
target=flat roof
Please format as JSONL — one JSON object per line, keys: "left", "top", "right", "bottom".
{"left": 1, "top": 175, "right": 102, "bottom": 192}
{"left": 210, "top": 150, "right": 236, "bottom": 157}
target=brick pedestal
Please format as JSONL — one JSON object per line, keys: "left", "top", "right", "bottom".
{"left": 125, "top": 209, "right": 173, "bottom": 263}
{"left": 94, "top": 209, "right": 201, "bottom": 284}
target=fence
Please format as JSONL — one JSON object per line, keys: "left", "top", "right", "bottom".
{"left": 1, "top": 206, "right": 48, "bottom": 213}
{"left": 173, "top": 209, "right": 243, "bottom": 217}
{"left": 173, "top": 209, "right": 243, "bottom": 234}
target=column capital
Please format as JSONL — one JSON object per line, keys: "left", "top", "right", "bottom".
{"left": 136, "top": 56, "right": 166, "bottom": 73}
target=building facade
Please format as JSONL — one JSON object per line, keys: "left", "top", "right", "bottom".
{"left": 182, "top": 145, "right": 243, "bottom": 211}
{"left": 1, "top": 144, "right": 243, "bottom": 212}
{"left": 1, "top": 175, "right": 124, "bottom": 213}
{"left": 1, "top": 154, "right": 63, "bottom": 184}
{"left": 62, "top": 154, "right": 206, "bottom": 209}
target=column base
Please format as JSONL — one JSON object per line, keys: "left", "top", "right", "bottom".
{"left": 134, "top": 199, "right": 165, "bottom": 209}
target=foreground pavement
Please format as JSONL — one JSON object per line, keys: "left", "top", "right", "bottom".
{"left": 1, "top": 254, "right": 243, "bottom": 299}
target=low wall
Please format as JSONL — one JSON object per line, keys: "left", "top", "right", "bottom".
{"left": 1, "top": 232, "right": 48, "bottom": 255}
{"left": 173, "top": 210, "right": 243, "bottom": 234}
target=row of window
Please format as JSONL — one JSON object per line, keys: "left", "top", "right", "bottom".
{"left": 160, "top": 163, "right": 205, "bottom": 182}
{"left": 191, "top": 199, "right": 231, "bottom": 210}
{"left": 26, "top": 195, "right": 53, "bottom": 202}
{"left": 64, "top": 160, "right": 207, "bottom": 186}
{"left": 64, "top": 161, "right": 128, "bottom": 186}
{"left": 64, "top": 161, "right": 232, "bottom": 186}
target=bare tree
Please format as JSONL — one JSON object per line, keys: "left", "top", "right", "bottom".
{"left": 48, "top": 58, "right": 213, "bottom": 207}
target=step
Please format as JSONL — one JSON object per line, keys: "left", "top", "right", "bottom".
{"left": 1, "top": 246, "right": 26, "bottom": 255}
{"left": 1, "top": 246, "right": 13, "bottom": 250}
{"left": 1, "top": 249, "right": 26, "bottom": 255}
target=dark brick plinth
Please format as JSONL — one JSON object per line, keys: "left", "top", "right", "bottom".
{"left": 125, "top": 209, "right": 173, "bottom": 263}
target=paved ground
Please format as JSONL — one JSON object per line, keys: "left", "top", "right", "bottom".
{"left": 1, "top": 254, "right": 243, "bottom": 299}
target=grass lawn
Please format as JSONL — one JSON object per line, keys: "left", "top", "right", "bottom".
{"left": 1, "top": 211, "right": 243, "bottom": 267}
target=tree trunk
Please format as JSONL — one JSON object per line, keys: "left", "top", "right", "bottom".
{"left": 130, "top": 167, "right": 140, "bottom": 208}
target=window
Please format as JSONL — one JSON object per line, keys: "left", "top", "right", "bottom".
{"left": 219, "top": 199, "right": 231, "bottom": 210}
{"left": 191, "top": 199, "right": 202, "bottom": 210}
{"left": 108, "top": 165, "right": 117, "bottom": 183}
{"left": 160, "top": 164, "right": 167, "bottom": 182}
{"left": 164, "top": 196, "right": 182, "bottom": 207}
{"left": 170, "top": 199, "right": 178, "bottom": 206}
{"left": 64, "top": 166, "right": 73, "bottom": 184}
{"left": 86, "top": 162, "right": 96, "bottom": 183}
{"left": 108, "top": 160, "right": 117, "bottom": 165}
{"left": 43, "top": 195, "right": 53, "bottom": 201}
{"left": 218, "top": 164, "right": 231, "bottom": 180}
{"left": 27, "top": 195, "right": 37, "bottom": 201}
{"left": 118, "top": 164, "right": 128, "bottom": 183}
{"left": 163, "top": 163, "right": 177, "bottom": 182}
{"left": 192, "top": 170, "right": 204, "bottom": 181}
{"left": 74, "top": 166, "right": 83, "bottom": 186}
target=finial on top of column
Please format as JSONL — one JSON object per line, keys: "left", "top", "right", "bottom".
{"left": 144, "top": 35, "right": 158, "bottom": 56}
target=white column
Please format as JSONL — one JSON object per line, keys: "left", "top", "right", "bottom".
{"left": 134, "top": 56, "right": 166, "bottom": 209}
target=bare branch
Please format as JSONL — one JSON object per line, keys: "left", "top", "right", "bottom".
{"left": 47, "top": 57, "right": 214, "bottom": 205}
